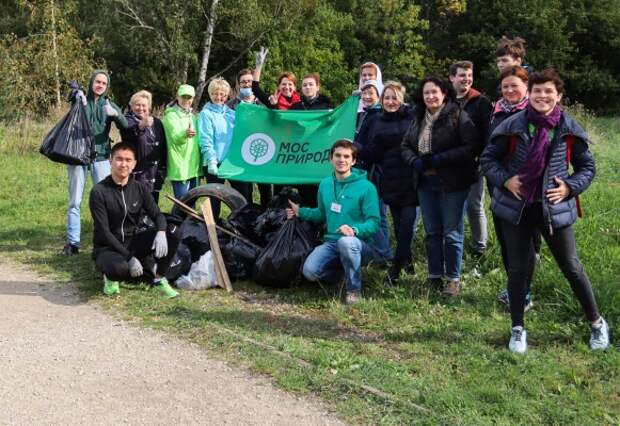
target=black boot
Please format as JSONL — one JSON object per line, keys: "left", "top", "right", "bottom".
{"left": 385, "top": 264, "right": 403, "bottom": 286}
{"left": 403, "top": 262, "right": 415, "bottom": 276}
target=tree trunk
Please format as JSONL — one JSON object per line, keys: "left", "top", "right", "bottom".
{"left": 50, "top": 0, "right": 62, "bottom": 108}
{"left": 193, "top": 0, "right": 219, "bottom": 108}
{"left": 179, "top": 58, "right": 189, "bottom": 85}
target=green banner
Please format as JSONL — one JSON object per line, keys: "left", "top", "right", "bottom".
{"left": 218, "top": 96, "right": 358, "bottom": 184}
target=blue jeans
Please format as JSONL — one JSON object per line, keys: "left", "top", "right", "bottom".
{"left": 67, "top": 161, "right": 110, "bottom": 246}
{"left": 466, "top": 176, "right": 488, "bottom": 253}
{"left": 389, "top": 205, "right": 418, "bottom": 265}
{"left": 302, "top": 237, "right": 378, "bottom": 293}
{"left": 371, "top": 200, "right": 393, "bottom": 261}
{"left": 417, "top": 175, "right": 468, "bottom": 280}
{"left": 171, "top": 178, "right": 199, "bottom": 200}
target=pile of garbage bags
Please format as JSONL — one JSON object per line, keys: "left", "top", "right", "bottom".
{"left": 169, "top": 187, "right": 318, "bottom": 289}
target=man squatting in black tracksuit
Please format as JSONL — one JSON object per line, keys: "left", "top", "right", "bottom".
{"left": 89, "top": 142, "right": 181, "bottom": 299}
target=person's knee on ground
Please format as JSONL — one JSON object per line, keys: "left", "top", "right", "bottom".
{"left": 96, "top": 255, "right": 130, "bottom": 282}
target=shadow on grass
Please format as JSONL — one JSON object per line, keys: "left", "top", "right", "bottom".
{"left": 148, "top": 303, "right": 389, "bottom": 345}
{"left": 0, "top": 225, "right": 65, "bottom": 252}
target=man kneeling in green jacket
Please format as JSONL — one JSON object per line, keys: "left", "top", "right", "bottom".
{"left": 286, "top": 139, "right": 380, "bottom": 304}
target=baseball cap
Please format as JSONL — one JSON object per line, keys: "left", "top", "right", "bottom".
{"left": 177, "top": 84, "right": 195, "bottom": 97}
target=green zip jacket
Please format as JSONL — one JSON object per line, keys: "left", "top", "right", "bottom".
{"left": 162, "top": 104, "right": 202, "bottom": 181}
{"left": 299, "top": 168, "right": 380, "bottom": 243}
{"left": 86, "top": 70, "right": 128, "bottom": 161}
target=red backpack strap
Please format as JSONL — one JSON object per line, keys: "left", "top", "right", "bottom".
{"left": 502, "top": 135, "right": 519, "bottom": 166}
{"left": 565, "top": 135, "right": 583, "bottom": 218}
{"left": 566, "top": 134, "right": 574, "bottom": 165}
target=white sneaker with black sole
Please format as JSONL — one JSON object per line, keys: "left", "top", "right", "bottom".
{"left": 589, "top": 317, "right": 610, "bottom": 350}
{"left": 509, "top": 326, "right": 527, "bottom": 354}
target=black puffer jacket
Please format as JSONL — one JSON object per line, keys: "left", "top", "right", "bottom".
{"left": 481, "top": 110, "right": 595, "bottom": 229}
{"left": 290, "top": 94, "right": 333, "bottom": 110}
{"left": 353, "top": 105, "right": 382, "bottom": 171}
{"left": 358, "top": 105, "right": 416, "bottom": 206}
{"left": 401, "top": 100, "right": 478, "bottom": 192}
{"left": 120, "top": 112, "right": 167, "bottom": 193}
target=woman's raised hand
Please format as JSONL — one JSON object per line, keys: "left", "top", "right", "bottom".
{"left": 255, "top": 46, "right": 269, "bottom": 69}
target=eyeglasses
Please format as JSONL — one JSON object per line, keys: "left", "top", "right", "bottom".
{"left": 239, "top": 79, "right": 253, "bottom": 86}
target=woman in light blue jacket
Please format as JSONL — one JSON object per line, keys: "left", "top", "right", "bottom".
{"left": 198, "top": 77, "right": 252, "bottom": 216}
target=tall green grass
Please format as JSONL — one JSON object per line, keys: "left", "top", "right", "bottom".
{"left": 0, "top": 111, "right": 618, "bottom": 425}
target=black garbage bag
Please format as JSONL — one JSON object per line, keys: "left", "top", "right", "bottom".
{"left": 166, "top": 243, "right": 192, "bottom": 282}
{"left": 181, "top": 217, "right": 210, "bottom": 262}
{"left": 221, "top": 238, "right": 260, "bottom": 281}
{"left": 269, "top": 186, "right": 301, "bottom": 208}
{"left": 254, "top": 218, "right": 313, "bottom": 288}
{"left": 228, "top": 203, "right": 263, "bottom": 244}
{"left": 40, "top": 99, "right": 95, "bottom": 165}
{"left": 254, "top": 186, "right": 302, "bottom": 244}
{"left": 226, "top": 238, "right": 260, "bottom": 262}
{"left": 254, "top": 208, "right": 287, "bottom": 244}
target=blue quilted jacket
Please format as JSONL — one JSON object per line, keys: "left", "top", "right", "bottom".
{"left": 481, "top": 110, "right": 595, "bottom": 231}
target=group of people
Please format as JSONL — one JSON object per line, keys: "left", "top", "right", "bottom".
{"left": 61, "top": 36, "right": 609, "bottom": 353}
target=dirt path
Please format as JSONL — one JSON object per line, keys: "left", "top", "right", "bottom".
{"left": 0, "top": 259, "right": 345, "bottom": 426}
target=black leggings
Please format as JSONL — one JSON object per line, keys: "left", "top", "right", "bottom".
{"left": 488, "top": 182, "right": 540, "bottom": 293}
{"left": 95, "top": 224, "right": 181, "bottom": 283}
{"left": 501, "top": 203, "right": 600, "bottom": 327}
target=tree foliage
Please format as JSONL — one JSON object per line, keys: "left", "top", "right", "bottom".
{"left": 0, "top": 0, "right": 93, "bottom": 120}
{"left": 423, "top": 0, "right": 620, "bottom": 111}
{"left": 1, "top": 0, "right": 619, "bottom": 119}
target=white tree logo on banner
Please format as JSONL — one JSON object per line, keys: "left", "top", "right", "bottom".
{"left": 241, "top": 133, "right": 276, "bottom": 165}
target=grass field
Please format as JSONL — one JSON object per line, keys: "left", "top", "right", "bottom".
{"left": 0, "top": 113, "right": 619, "bottom": 425}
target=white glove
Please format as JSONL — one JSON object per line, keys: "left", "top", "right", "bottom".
{"left": 128, "top": 257, "right": 143, "bottom": 278}
{"left": 255, "top": 46, "right": 269, "bottom": 68}
{"left": 103, "top": 99, "right": 118, "bottom": 118}
{"left": 208, "top": 161, "right": 219, "bottom": 175}
{"left": 351, "top": 89, "right": 362, "bottom": 97}
{"left": 151, "top": 231, "right": 168, "bottom": 259}
{"left": 76, "top": 90, "right": 87, "bottom": 106}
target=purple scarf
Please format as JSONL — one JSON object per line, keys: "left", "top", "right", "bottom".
{"left": 517, "top": 104, "right": 563, "bottom": 203}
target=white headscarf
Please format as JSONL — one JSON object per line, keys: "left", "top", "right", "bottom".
{"left": 357, "top": 62, "right": 384, "bottom": 112}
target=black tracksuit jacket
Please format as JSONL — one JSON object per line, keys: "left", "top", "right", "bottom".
{"left": 89, "top": 175, "right": 166, "bottom": 259}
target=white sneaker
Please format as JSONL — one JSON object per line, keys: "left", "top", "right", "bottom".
{"left": 589, "top": 317, "right": 610, "bottom": 350}
{"left": 509, "top": 326, "right": 527, "bottom": 354}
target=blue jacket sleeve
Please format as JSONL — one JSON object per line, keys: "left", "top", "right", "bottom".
{"left": 197, "top": 110, "right": 217, "bottom": 165}
{"left": 480, "top": 134, "right": 512, "bottom": 188}
{"left": 564, "top": 139, "right": 595, "bottom": 196}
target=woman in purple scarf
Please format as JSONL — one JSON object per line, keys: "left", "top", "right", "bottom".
{"left": 481, "top": 69, "right": 609, "bottom": 354}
